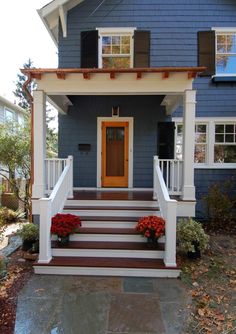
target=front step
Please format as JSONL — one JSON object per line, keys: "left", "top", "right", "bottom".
{"left": 34, "top": 257, "right": 180, "bottom": 278}
{"left": 51, "top": 241, "right": 165, "bottom": 258}
{"left": 34, "top": 195, "right": 179, "bottom": 278}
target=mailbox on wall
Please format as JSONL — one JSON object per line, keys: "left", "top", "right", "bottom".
{"left": 78, "top": 144, "right": 91, "bottom": 152}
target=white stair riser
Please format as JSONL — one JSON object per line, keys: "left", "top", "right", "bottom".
{"left": 62, "top": 209, "right": 160, "bottom": 217}
{"left": 34, "top": 266, "right": 180, "bottom": 278}
{"left": 81, "top": 221, "right": 136, "bottom": 228}
{"left": 65, "top": 200, "right": 158, "bottom": 207}
{"left": 51, "top": 248, "right": 164, "bottom": 259}
{"left": 52, "top": 234, "right": 165, "bottom": 243}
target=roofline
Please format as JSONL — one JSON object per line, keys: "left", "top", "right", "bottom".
{"left": 0, "top": 95, "right": 27, "bottom": 115}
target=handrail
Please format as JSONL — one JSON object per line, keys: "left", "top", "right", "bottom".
{"left": 153, "top": 156, "right": 177, "bottom": 267}
{"left": 38, "top": 156, "right": 73, "bottom": 263}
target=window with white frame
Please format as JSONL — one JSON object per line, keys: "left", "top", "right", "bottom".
{"left": 214, "top": 123, "right": 236, "bottom": 163}
{"left": 5, "top": 108, "right": 14, "bottom": 121}
{"left": 216, "top": 32, "right": 236, "bottom": 75}
{"left": 98, "top": 29, "right": 134, "bottom": 69}
{"left": 175, "top": 123, "right": 208, "bottom": 163}
{"left": 195, "top": 124, "right": 207, "bottom": 163}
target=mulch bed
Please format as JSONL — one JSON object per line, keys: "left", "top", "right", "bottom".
{"left": 0, "top": 250, "right": 34, "bottom": 334}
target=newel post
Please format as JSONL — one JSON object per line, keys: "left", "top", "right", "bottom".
{"left": 67, "top": 155, "right": 74, "bottom": 199}
{"left": 153, "top": 156, "right": 158, "bottom": 200}
{"left": 164, "top": 200, "right": 177, "bottom": 267}
{"left": 38, "top": 198, "right": 52, "bottom": 263}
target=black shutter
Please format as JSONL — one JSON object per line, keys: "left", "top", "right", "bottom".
{"left": 133, "top": 30, "right": 150, "bottom": 68}
{"left": 157, "top": 122, "right": 175, "bottom": 159}
{"left": 81, "top": 30, "right": 98, "bottom": 68}
{"left": 198, "top": 31, "right": 215, "bottom": 76}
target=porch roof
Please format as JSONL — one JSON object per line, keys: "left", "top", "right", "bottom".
{"left": 21, "top": 67, "right": 205, "bottom": 81}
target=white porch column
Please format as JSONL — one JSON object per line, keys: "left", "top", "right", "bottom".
{"left": 182, "top": 90, "right": 196, "bottom": 201}
{"left": 32, "top": 90, "right": 46, "bottom": 199}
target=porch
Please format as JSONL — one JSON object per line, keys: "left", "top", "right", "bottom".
{"left": 22, "top": 66, "right": 203, "bottom": 277}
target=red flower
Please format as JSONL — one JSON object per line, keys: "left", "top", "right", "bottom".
{"left": 51, "top": 213, "right": 81, "bottom": 237}
{"left": 136, "top": 216, "right": 165, "bottom": 240}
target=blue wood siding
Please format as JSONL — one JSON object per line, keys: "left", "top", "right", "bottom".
{"left": 59, "top": 95, "right": 167, "bottom": 187}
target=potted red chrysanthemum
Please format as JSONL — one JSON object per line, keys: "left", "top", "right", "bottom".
{"left": 51, "top": 213, "right": 81, "bottom": 246}
{"left": 136, "top": 215, "right": 165, "bottom": 246}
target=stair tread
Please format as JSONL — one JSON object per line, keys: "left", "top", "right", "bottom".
{"left": 64, "top": 206, "right": 159, "bottom": 211}
{"left": 35, "top": 256, "right": 178, "bottom": 269}
{"left": 78, "top": 227, "right": 138, "bottom": 235}
{"left": 51, "top": 240, "right": 164, "bottom": 251}
{"left": 79, "top": 216, "right": 139, "bottom": 222}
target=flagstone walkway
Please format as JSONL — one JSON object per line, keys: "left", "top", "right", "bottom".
{"left": 14, "top": 275, "right": 190, "bottom": 334}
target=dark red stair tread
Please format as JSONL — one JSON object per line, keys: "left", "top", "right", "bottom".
{"left": 72, "top": 190, "right": 154, "bottom": 201}
{"left": 64, "top": 206, "right": 159, "bottom": 211}
{"left": 35, "top": 256, "right": 178, "bottom": 269}
{"left": 78, "top": 227, "right": 138, "bottom": 234}
{"left": 51, "top": 240, "right": 164, "bottom": 251}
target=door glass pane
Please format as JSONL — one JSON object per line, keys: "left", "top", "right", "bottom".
{"left": 106, "top": 127, "right": 125, "bottom": 176}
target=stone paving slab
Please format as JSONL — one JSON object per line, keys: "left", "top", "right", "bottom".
{"left": 14, "top": 275, "right": 191, "bottom": 334}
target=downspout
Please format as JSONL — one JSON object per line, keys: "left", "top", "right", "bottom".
{"left": 22, "top": 73, "right": 34, "bottom": 222}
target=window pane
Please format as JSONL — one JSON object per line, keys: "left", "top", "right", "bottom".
{"left": 214, "top": 145, "right": 236, "bottom": 163}
{"left": 225, "top": 134, "right": 234, "bottom": 142}
{"left": 122, "top": 36, "right": 130, "bottom": 44}
{"left": 195, "top": 145, "right": 206, "bottom": 163}
{"left": 121, "top": 44, "right": 130, "bottom": 54}
{"left": 216, "top": 55, "right": 236, "bottom": 74}
{"left": 196, "top": 124, "right": 206, "bottom": 133}
{"left": 102, "top": 36, "right": 111, "bottom": 46}
{"left": 102, "top": 57, "right": 130, "bottom": 69}
{"left": 215, "top": 124, "right": 224, "bottom": 133}
{"left": 112, "top": 36, "right": 120, "bottom": 45}
{"left": 227, "top": 35, "right": 236, "bottom": 53}
{"left": 195, "top": 133, "right": 206, "bottom": 143}
{"left": 102, "top": 45, "right": 111, "bottom": 54}
{"left": 215, "top": 134, "right": 224, "bottom": 142}
{"left": 225, "top": 124, "right": 234, "bottom": 133}
{"left": 5, "top": 109, "right": 14, "bottom": 121}
{"left": 112, "top": 45, "right": 120, "bottom": 54}
{"left": 177, "top": 124, "right": 183, "bottom": 134}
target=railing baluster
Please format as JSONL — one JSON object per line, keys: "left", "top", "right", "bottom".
{"left": 157, "top": 158, "right": 183, "bottom": 195}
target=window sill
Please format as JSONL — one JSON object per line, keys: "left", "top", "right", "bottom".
{"left": 212, "top": 76, "right": 236, "bottom": 83}
{"left": 194, "top": 164, "right": 236, "bottom": 169}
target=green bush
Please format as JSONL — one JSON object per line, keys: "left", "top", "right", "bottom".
{"left": 0, "top": 255, "right": 7, "bottom": 279}
{"left": 177, "top": 218, "right": 209, "bottom": 253}
{"left": 203, "top": 180, "right": 235, "bottom": 226}
{"left": 18, "top": 223, "right": 39, "bottom": 242}
{"left": 0, "top": 207, "right": 25, "bottom": 225}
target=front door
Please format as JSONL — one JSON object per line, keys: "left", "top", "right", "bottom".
{"left": 102, "top": 121, "right": 129, "bottom": 187}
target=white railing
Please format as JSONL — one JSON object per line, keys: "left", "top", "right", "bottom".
{"left": 158, "top": 159, "right": 183, "bottom": 195}
{"left": 45, "top": 158, "right": 68, "bottom": 194}
{"left": 153, "top": 156, "right": 177, "bottom": 267}
{"left": 38, "top": 156, "right": 73, "bottom": 263}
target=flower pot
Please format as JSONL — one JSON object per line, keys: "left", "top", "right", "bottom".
{"left": 147, "top": 236, "right": 158, "bottom": 248}
{"left": 57, "top": 235, "right": 70, "bottom": 247}
{"left": 187, "top": 241, "right": 201, "bottom": 259}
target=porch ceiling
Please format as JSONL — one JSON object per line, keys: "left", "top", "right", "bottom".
{"left": 22, "top": 67, "right": 205, "bottom": 96}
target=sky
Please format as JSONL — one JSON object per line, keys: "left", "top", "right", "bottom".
{"left": 0, "top": 0, "right": 58, "bottom": 102}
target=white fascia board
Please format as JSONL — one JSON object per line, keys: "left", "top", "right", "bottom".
{"left": 212, "top": 27, "right": 236, "bottom": 32}
{"left": 37, "top": 9, "right": 58, "bottom": 47}
{"left": 0, "top": 95, "right": 27, "bottom": 115}
{"left": 59, "top": 5, "right": 67, "bottom": 38}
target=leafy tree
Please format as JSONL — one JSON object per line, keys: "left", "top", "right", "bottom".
{"left": 0, "top": 121, "right": 31, "bottom": 216}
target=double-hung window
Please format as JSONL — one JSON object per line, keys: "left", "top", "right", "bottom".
{"left": 195, "top": 124, "right": 207, "bottom": 163}
{"left": 214, "top": 123, "right": 236, "bottom": 163}
{"left": 98, "top": 28, "right": 135, "bottom": 69}
{"left": 216, "top": 32, "right": 236, "bottom": 75}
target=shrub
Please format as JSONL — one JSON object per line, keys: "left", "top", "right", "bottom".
{"left": 177, "top": 218, "right": 209, "bottom": 253}
{"left": 18, "top": 223, "right": 39, "bottom": 242}
{"left": 203, "top": 180, "right": 235, "bottom": 226}
{"left": 0, "top": 207, "right": 25, "bottom": 225}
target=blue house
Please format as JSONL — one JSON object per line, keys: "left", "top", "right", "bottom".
{"left": 22, "top": 0, "right": 236, "bottom": 277}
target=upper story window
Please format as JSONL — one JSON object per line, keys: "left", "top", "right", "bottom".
{"left": 81, "top": 28, "right": 150, "bottom": 69}
{"left": 216, "top": 32, "right": 236, "bottom": 75}
{"left": 98, "top": 28, "right": 135, "bottom": 69}
{"left": 198, "top": 29, "right": 236, "bottom": 78}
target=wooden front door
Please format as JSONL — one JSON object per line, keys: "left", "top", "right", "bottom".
{"left": 102, "top": 121, "right": 129, "bottom": 187}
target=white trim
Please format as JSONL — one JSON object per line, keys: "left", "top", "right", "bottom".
{"left": 97, "top": 117, "right": 134, "bottom": 188}
{"left": 212, "top": 27, "right": 236, "bottom": 33}
{"left": 97, "top": 27, "right": 136, "bottom": 69}
{"left": 172, "top": 116, "right": 236, "bottom": 169}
